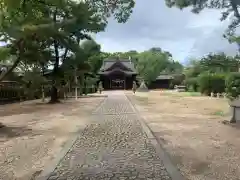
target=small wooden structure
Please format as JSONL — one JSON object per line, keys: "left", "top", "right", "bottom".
{"left": 0, "top": 80, "right": 22, "bottom": 103}
{"left": 98, "top": 58, "right": 137, "bottom": 90}
{"left": 148, "top": 75, "right": 174, "bottom": 89}
{"left": 174, "top": 85, "right": 186, "bottom": 92}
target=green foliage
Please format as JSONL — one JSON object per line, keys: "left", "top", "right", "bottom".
{"left": 225, "top": 72, "right": 240, "bottom": 100}
{"left": 0, "top": 0, "right": 135, "bottom": 102}
{"left": 184, "top": 59, "right": 203, "bottom": 78}
{"left": 184, "top": 53, "right": 240, "bottom": 93}
{"left": 0, "top": 47, "right": 11, "bottom": 63}
{"left": 199, "top": 53, "right": 239, "bottom": 73}
{"left": 184, "top": 53, "right": 239, "bottom": 80}
{"left": 167, "top": 61, "right": 183, "bottom": 73}
{"left": 172, "top": 74, "right": 185, "bottom": 86}
{"left": 81, "top": 40, "right": 104, "bottom": 74}
{"left": 105, "top": 48, "right": 181, "bottom": 86}
{"left": 198, "top": 73, "right": 226, "bottom": 95}
{"left": 84, "top": 76, "right": 98, "bottom": 94}
{"left": 20, "top": 67, "right": 48, "bottom": 99}
{"left": 136, "top": 50, "right": 171, "bottom": 84}
{"left": 107, "top": 50, "right": 139, "bottom": 67}
{"left": 185, "top": 77, "right": 198, "bottom": 92}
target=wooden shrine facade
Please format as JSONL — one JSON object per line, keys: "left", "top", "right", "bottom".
{"left": 98, "top": 58, "right": 137, "bottom": 90}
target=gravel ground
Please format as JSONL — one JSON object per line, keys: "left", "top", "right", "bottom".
{"left": 47, "top": 91, "right": 172, "bottom": 180}
{"left": 126, "top": 91, "right": 240, "bottom": 180}
{"left": 0, "top": 97, "right": 104, "bottom": 180}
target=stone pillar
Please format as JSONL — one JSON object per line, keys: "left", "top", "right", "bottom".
{"left": 230, "top": 100, "right": 240, "bottom": 123}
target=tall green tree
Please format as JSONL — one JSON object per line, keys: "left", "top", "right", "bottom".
{"left": 136, "top": 50, "right": 170, "bottom": 84}
{"left": 0, "top": 0, "right": 135, "bottom": 102}
{"left": 184, "top": 59, "right": 203, "bottom": 78}
{"left": 81, "top": 40, "right": 102, "bottom": 74}
{"left": 108, "top": 50, "right": 139, "bottom": 66}
{"left": 200, "top": 52, "right": 239, "bottom": 72}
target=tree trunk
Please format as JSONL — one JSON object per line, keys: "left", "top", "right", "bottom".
{"left": 230, "top": 0, "right": 240, "bottom": 20}
{"left": 49, "top": 84, "right": 59, "bottom": 103}
{"left": 68, "top": 80, "right": 71, "bottom": 97}
{"left": 75, "top": 86, "right": 78, "bottom": 99}
{"left": 75, "top": 68, "right": 78, "bottom": 100}
{"left": 84, "top": 74, "right": 87, "bottom": 95}
{"left": 49, "top": 8, "right": 60, "bottom": 104}
{"left": 41, "top": 85, "right": 45, "bottom": 102}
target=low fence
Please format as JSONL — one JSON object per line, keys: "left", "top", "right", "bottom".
{"left": 0, "top": 81, "right": 98, "bottom": 104}
{"left": 0, "top": 81, "right": 23, "bottom": 104}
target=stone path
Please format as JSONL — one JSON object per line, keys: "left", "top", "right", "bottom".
{"left": 45, "top": 91, "right": 174, "bottom": 180}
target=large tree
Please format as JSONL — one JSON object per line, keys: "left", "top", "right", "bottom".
{"left": 136, "top": 49, "right": 171, "bottom": 84}
{"left": 184, "top": 53, "right": 240, "bottom": 79}
{"left": 200, "top": 52, "right": 240, "bottom": 72}
{"left": 0, "top": 0, "right": 135, "bottom": 102}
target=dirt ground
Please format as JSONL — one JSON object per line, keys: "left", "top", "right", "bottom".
{"left": 0, "top": 97, "right": 104, "bottom": 180}
{"left": 126, "top": 90, "right": 240, "bottom": 180}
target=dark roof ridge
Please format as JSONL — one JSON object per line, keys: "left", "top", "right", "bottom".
{"left": 103, "top": 58, "right": 131, "bottom": 62}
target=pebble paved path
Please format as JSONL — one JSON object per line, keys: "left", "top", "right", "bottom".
{"left": 47, "top": 91, "right": 172, "bottom": 180}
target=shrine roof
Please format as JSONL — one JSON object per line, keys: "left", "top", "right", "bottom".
{"left": 99, "top": 58, "right": 137, "bottom": 74}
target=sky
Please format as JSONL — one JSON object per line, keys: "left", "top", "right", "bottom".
{"left": 95, "top": 0, "right": 239, "bottom": 64}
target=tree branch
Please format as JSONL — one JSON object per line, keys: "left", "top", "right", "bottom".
{"left": 230, "top": 0, "right": 240, "bottom": 20}
{"left": 53, "top": 8, "right": 59, "bottom": 73}
{"left": 0, "top": 57, "right": 21, "bottom": 81}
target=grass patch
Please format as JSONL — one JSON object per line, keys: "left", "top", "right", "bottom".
{"left": 160, "top": 91, "right": 201, "bottom": 97}
{"left": 183, "top": 92, "right": 202, "bottom": 97}
{"left": 211, "top": 110, "right": 225, "bottom": 116}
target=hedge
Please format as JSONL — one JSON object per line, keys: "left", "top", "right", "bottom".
{"left": 185, "top": 77, "right": 198, "bottom": 92}
{"left": 198, "top": 73, "right": 226, "bottom": 95}
{"left": 225, "top": 72, "right": 240, "bottom": 100}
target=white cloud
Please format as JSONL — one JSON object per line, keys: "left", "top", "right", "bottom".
{"left": 95, "top": 0, "right": 239, "bottom": 63}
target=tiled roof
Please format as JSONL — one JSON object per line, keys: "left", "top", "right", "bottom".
{"left": 99, "top": 58, "right": 137, "bottom": 73}
{"left": 99, "top": 68, "right": 137, "bottom": 75}
{"left": 101, "top": 58, "right": 136, "bottom": 71}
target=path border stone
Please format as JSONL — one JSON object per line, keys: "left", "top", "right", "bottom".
{"left": 125, "top": 93, "right": 185, "bottom": 180}
{"left": 36, "top": 97, "right": 107, "bottom": 180}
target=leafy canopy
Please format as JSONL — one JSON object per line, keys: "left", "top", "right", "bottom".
{"left": 0, "top": 0, "right": 135, "bottom": 80}
{"left": 136, "top": 49, "right": 173, "bottom": 84}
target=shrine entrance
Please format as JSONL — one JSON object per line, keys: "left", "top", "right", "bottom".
{"left": 111, "top": 79, "right": 125, "bottom": 89}
{"left": 98, "top": 58, "right": 138, "bottom": 90}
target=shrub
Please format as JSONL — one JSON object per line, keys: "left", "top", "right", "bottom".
{"left": 225, "top": 72, "right": 240, "bottom": 100}
{"left": 198, "top": 73, "right": 226, "bottom": 95}
{"left": 172, "top": 74, "right": 185, "bottom": 86}
{"left": 185, "top": 77, "right": 198, "bottom": 92}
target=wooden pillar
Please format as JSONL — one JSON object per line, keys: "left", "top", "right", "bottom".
{"left": 84, "top": 74, "right": 87, "bottom": 95}
{"left": 110, "top": 77, "right": 111, "bottom": 89}
{"left": 74, "top": 68, "right": 78, "bottom": 100}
